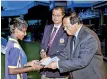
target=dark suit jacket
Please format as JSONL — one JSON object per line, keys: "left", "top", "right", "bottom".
{"left": 41, "top": 24, "right": 68, "bottom": 78}
{"left": 57, "top": 26, "right": 107, "bottom": 79}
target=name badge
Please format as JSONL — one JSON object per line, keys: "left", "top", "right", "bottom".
{"left": 60, "top": 38, "right": 65, "bottom": 44}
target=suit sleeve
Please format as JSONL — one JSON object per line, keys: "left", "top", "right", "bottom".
{"left": 58, "top": 35, "right": 98, "bottom": 73}
{"left": 56, "top": 48, "right": 70, "bottom": 60}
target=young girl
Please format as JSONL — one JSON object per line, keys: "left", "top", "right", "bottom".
{"left": 5, "top": 18, "right": 42, "bottom": 79}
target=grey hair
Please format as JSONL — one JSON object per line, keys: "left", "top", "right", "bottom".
{"left": 9, "top": 17, "right": 28, "bottom": 33}
{"left": 63, "top": 12, "right": 82, "bottom": 25}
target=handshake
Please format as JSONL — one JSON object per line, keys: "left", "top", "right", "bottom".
{"left": 25, "top": 56, "right": 60, "bottom": 71}
{"left": 24, "top": 60, "right": 43, "bottom": 71}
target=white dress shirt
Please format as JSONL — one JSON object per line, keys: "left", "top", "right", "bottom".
{"left": 50, "top": 24, "right": 62, "bottom": 40}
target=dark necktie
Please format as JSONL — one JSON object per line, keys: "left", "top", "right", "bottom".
{"left": 48, "top": 27, "right": 57, "bottom": 47}
{"left": 70, "top": 35, "right": 76, "bottom": 53}
{"left": 72, "top": 36, "right": 76, "bottom": 51}
{"left": 70, "top": 35, "right": 76, "bottom": 79}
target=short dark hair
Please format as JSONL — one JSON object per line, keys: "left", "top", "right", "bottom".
{"left": 64, "top": 12, "right": 82, "bottom": 25}
{"left": 53, "top": 6, "right": 65, "bottom": 16}
{"left": 10, "top": 17, "right": 28, "bottom": 33}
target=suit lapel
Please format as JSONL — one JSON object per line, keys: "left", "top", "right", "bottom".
{"left": 50, "top": 25, "right": 64, "bottom": 51}
{"left": 49, "top": 24, "right": 54, "bottom": 37}
{"left": 53, "top": 25, "right": 63, "bottom": 43}
{"left": 73, "top": 26, "right": 85, "bottom": 55}
{"left": 68, "top": 36, "right": 73, "bottom": 59}
{"left": 47, "top": 24, "right": 54, "bottom": 42}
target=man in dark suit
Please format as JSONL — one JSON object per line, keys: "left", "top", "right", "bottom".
{"left": 40, "top": 6, "right": 69, "bottom": 79}
{"left": 44, "top": 12, "right": 107, "bottom": 79}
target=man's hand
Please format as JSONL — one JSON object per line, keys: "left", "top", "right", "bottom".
{"left": 25, "top": 60, "right": 39, "bottom": 67}
{"left": 40, "top": 51, "right": 47, "bottom": 59}
{"left": 28, "top": 60, "right": 44, "bottom": 70}
{"left": 25, "top": 60, "right": 43, "bottom": 70}
{"left": 44, "top": 61, "right": 58, "bottom": 69}
{"left": 32, "top": 63, "right": 44, "bottom": 70}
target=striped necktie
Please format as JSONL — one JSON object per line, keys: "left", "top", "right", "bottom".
{"left": 48, "top": 27, "right": 57, "bottom": 47}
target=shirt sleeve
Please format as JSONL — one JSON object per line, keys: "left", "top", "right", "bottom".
{"left": 8, "top": 48, "right": 20, "bottom": 68}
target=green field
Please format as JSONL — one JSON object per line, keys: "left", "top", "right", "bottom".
{"left": 1, "top": 42, "right": 107, "bottom": 79}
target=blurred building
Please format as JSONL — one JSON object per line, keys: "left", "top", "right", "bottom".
{"left": 1, "top": 1, "right": 107, "bottom": 59}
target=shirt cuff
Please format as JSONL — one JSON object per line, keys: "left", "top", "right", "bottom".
{"left": 40, "top": 49, "right": 45, "bottom": 53}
